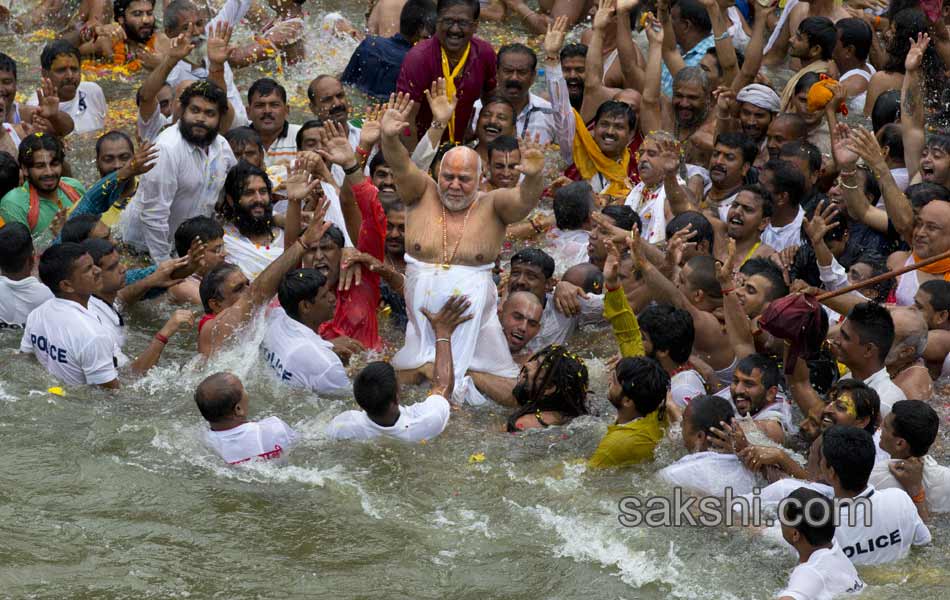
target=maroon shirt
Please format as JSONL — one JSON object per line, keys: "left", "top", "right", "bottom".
{"left": 396, "top": 36, "right": 497, "bottom": 142}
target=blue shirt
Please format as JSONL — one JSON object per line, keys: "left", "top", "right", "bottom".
{"left": 342, "top": 34, "right": 414, "bottom": 101}
{"left": 660, "top": 35, "right": 716, "bottom": 96}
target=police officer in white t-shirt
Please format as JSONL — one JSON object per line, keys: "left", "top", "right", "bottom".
{"left": 327, "top": 295, "right": 473, "bottom": 442}
{"left": 261, "top": 268, "right": 349, "bottom": 394}
{"left": 0, "top": 223, "right": 53, "bottom": 332}
{"left": 20, "top": 243, "right": 119, "bottom": 388}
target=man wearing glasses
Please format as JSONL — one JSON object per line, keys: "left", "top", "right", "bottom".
{"left": 396, "top": 0, "right": 497, "bottom": 146}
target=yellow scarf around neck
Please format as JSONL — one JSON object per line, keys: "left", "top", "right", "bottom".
{"left": 440, "top": 42, "right": 471, "bottom": 142}
{"left": 571, "top": 108, "right": 631, "bottom": 197}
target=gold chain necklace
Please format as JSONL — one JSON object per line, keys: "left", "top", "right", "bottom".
{"left": 441, "top": 199, "right": 478, "bottom": 269}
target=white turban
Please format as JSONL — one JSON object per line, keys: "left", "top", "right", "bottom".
{"left": 736, "top": 84, "right": 781, "bottom": 114}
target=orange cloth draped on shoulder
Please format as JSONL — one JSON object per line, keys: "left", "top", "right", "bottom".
{"left": 913, "top": 252, "right": 950, "bottom": 281}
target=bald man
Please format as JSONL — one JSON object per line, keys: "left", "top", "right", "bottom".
{"left": 887, "top": 307, "right": 933, "bottom": 401}
{"left": 500, "top": 290, "right": 544, "bottom": 363}
{"left": 379, "top": 93, "right": 546, "bottom": 403}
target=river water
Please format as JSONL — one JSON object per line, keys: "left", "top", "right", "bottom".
{"left": 2, "top": 2, "right": 950, "bottom": 598}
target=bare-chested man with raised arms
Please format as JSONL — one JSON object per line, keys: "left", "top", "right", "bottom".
{"left": 379, "top": 92, "right": 546, "bottom": 403}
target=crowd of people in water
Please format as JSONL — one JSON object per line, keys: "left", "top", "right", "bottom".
{"left": 3, "top": 0, "right": 950, "bottom": 596}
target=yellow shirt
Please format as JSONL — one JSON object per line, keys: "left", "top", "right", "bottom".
{"left": 604, "top": 286, "right": 644, "bottom": 358}
{"left": 589, "top": 410, "right": 665, "bottom": 469}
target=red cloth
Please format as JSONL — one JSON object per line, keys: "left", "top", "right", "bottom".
{"left": 318, "top": 178, "right": 387, "bottom": 350}
{"left": 759, "top": 294, "right": 828, "bottom": 374}
{"left": 198, "top": 313, "right": 216, "bottom": 334}
{"left": 396, "top": 36, "right": 497, "bottom": 142}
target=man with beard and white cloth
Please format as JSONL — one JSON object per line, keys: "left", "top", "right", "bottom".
{"left": 217, "top": 161, "right": 285, "bottom": 281}
{"left": 120, "top": 81, "right": 237, "bottom": 264}
{"left": 717, "top": 83, "right": 782, "bottom": 167}
{"left": 378, "top": 93, "right": 546, "bottom": 405}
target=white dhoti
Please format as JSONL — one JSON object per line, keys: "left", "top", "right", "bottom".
{"left": 392, "top": 256, "right": 519, "bottom": 403}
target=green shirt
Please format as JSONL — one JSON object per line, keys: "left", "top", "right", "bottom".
{"left": 0, "top": 177, "right": 86, "bottom": 234}
{"left": 589, "top": 410, "right": 665, "bottom": 469}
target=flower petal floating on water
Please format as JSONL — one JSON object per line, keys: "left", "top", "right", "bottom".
{"left": 47, "top": 387, "right": 65, "bottom": 397}
{"left": 468, "top": 452, "right": 486, "bottom": 463}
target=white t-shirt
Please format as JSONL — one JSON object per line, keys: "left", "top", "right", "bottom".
{"left": 260, "top": 309, "right": 349, "bottom": 394}
{"left": 326, "top": 394, "right": 451, "bottom": 442}
{"left": 870, "top": 455, "right": 950, "bottom": 514}
{"left": 528, "top": 292, "right": 605, "bottom": 352}
{"left": 761, "top": 207, "right": 805, "bottom": 252}
{"left": 777, "top": 540, "right": 865, "bottom": 600}
{"left": 0, "top": 276, "right": 53, "bottom": 332}
{"left": 262, "top": 123, "right": 301, "bottom": 168}
{"left": 544, "top": 228, "right": 589, "bottom": 278}
{"left": 222, "top": 225, "right": 286, "bottom": 281}
{"left": 834, "top": 486, "right": 931, "bottom": 565}
{"left": 658, "top": 451, "right": 760, "bottom": 496}
{"left": 671, "top": 369, "right": 706, "bottom": 409}
{"left": 29, "top": 81, "right": 106, "bottom": 134}
{"left": 204, "top": 416, "right": 298, "bottom": 464}
{"left": 88, "top": 295, "right": 129, "bottom": 368}
{"left": 19, "top": 297, "right": 119, "bottom": 385}
{"left": 137, "top": 104, "right": 171, "bottom": 143}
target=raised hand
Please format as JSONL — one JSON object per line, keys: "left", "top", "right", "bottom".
{"left": 846, "top": 126, "right": 887, "bottom": 172}
{"left": 96, "top": 22, "right": 125, "bottom": 41}
{"left": 168, "top": 31, "right": 195, "bottom": 63}
{"left": 803, "top": 200, "right": 838, "bottom": 245}
{"left": 299, "top": 199, "right": 334, "bottom": 249}
{"left": 655, "top": 136, "right": 681, "bottom": 176}
{"left": 628, "top": 225, "right": 646, "bottom": 271}
{"left": 48, "top": 207, "right": 68, "bottom": 238}
{"left": 117, "top": 141, "right": 159, "bottom": 180}
{"left": 709, "top": 418, "right": 748, "bottom": 455}
{"left": 316, "top": 120, "right": 357, "bottom": 167}
{"left": 542, "top": 15, "right": 570, "bottom": 58}
{"left": 603, "top": 240, "right": 622, "bottom": 290}
{"left": 286, "top": 160, "right": 324, "bottom": 202}
{"left": 644, "top": 12, "right": 664, "bottom": 46}
{"left": 717, "top": 237, "right": 737, "bottom": 286}
{"left": 665, "top": 223, "right": 696, "bottom": 268}
{"left": 149, "top": 256, "right": 191, "bottom": 288}
{"left": 515, "top": 133, "right": 545, "bottom": 177}
{"left": 358, "top": 104, "right": 383, "bottom": 149}
{"left": 424, "top": 78, "right": 457, "bottom": 124}
{"left": 295, "top": 150, "right": 334, "bottom": 183}
{"left": 831, "top": 123, "right": 859, "bottom": 169}
{"left": 339, "top": 249, "right": 383, "bottom": 291}
{"left": 421, "top": 295, "right": 473, "bottom": 338}
{"left": 35, "top": 78, "right": 59, "bottom": 120}
{"left": 905, "top": 32, "right": 931, "bottom": 73}
{"left": 593, "top": 0, "right": 615, "bottom": 32}
{"left": 380, "top": 92, "right": 413, "bottom": 138}
{"left": 184, "top": 235, "right": 207, "bottom": 273}
{"left": 161, "top": 309, "right": 197, "bottom": 338}
{"left": 207, "top": 20, "right": 234, "bottom": 67}
{"left": 713, "top": 86, "right": 737, "bottom": 118}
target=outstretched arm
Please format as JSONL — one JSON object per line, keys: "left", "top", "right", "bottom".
{"left": 850, "top": 126, "right": 914, "bottom": 243}
{"left": 380, "top": 92, "right": 431, "bottom": 206}
{"left": 617, "top": 0, "right": 647, "bottom": 93}
{"left": 700, "top": 0, "right": 738, "bottom": 87}
{"left": 833, "top": 124, "right": 888, "bottom": 233}
{"left": 639, "top": 13, "right": 665, "bottom": 137}
{"left": 717, "top": 239, "right": 756, "bottom": 360}
{"left": 423, "top": 295, "right": 474, "bottom": 401}
{"left": 139, "top": 32, "right": 193, "bottom": 124}
{"left": 491, "top": 135, "right": 546, "bottom": 224}
{"left": 583, "top": 0, "right": 623, "bottom": 121}
{"left": 731, "top": 0, "right": 772, "bottom": 90}
{"left": 902, "top": 33, "right": 929, "bottom": 180}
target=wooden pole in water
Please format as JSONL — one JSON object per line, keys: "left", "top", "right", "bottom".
{"left": 816, "top": 248, "right": 950, "bottom": 302}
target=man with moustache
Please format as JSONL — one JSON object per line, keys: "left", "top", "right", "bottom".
{"left": 377, "top": 92, "right": 546, "bottom": 397}
{"left": 30, "top": 40, "right": 106, "bottom": 134}
{"left": 308, "top": 75, "right": 361, "bottom": 156}
{"left": 624, "top": 132, "right": 690, "bottom": 244}
{"left": 714, "top": 83, "right": 782, "bottom": 167}
{"left": 717, "top": 353, "right": 791, "bottom": 443}
{"left": 471, "top": 95, "right": 515, "bottom": 166}
{"left": 722, "top": 185, "right": 777, "bottom": 269}
{"left": 79, "top": 0, "right": 159, "bottom": 71}
{"left": 216, "top": 162, "right": 285, "bottom": 281}
{"left": 471, "top": 43, "right": 555, "bottom": 144}
{"left": 703, "top": 133, "right": 757, "bottom": 221}
{"left": 764, "top": 113, "right": 808, "bottom": 161}
{"left": 247, "top": 78, "right": 299, "bottom": 168}
{"left": 120, "top": 81, "right": 237, "bottom": 264}
{"left": 0, "top": 52, "right": 73, "bottom": 137}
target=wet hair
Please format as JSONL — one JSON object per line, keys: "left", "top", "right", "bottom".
{"left": 835, "top": 18, "right": 872, "bottom": 62}
{"left": 764, "top": 159, "right": 806, "bottom": 207}
{"left": 278, "top": 268, "right": 328, "bottom": 321}
{"left": 871, "top": 90, "right": 901, "bottom": 133}
{"left": 38, "top": 242, "right": 87, "bottom": 296}
{"left": 821, "top": 425, "right": 875, "bottom": 492}
{"left": 638, "top": 304, "right": 694, "bottom": 364}
{"left": 0, "top": 52, "right": 16, "bottom": 78}
{"left": 601, "top": 204, "right": 641, "bottom": 232}
{"left": 510, "top": 247, "right": 555, "bottom": 279}
{"left": 828, "top": 379, "right": 880, "bottom": 434}
{"left": 686, "top": 394, "right": 736, "bottom": 436}
{"left": 781, "top": 487, "right": 836, "bottom": 547}
{"left": 480, "top": 94, "right": 515, "bottom": 119}
{"left": 95, "top": 130, "right": 134, "bottom": 158}
{"left": 779, "top": 141, "right": 822, "bottom": 176}
{"left": 673, "top": 0, "right": 712, "bottom": 35}
{"left": 80, "top": 237, "right": 116, "bottom": 264}
{"left": 19, "top": 133, "right": 65, "bottom": 168}
{"left": 220, "top": 162, "right": 272, "bottom": 220}
{"left": 321, "top": 223, "right": 345, "bottom": 249}
{"left": 736, "top": 184, "right": 774, "bottom": 219}
{"left": 0, "top": 151, "right": 20, "bottom": 197}
{"left": 890, "top": 400, "right": 940, "bottom": 457}
{"left": 886, "top": 9, "right": 933, "bottom": 74}
{"left": 739, "top": 257, "right": 788, "bottom": 300}
{"left": 798, "top": 16, "right": 837, "bottom": 60}
{"left": 560, "top": 43, "right": 587, "bottom": 62}
{"left": 368, "top": 151, "right": 390, "bottom": 178}
{"left": 665, "top": 211, "right": 714, "bottom": 254}
{"left": 199, "top": 263, "right": 241, "bottom": 314}
{"left": 194, "top": 372, "right": 243, "bottom": 422}
{"left": 593, "top": 100, "right": 637, "bottom": 132}
{"left": 877, "top": 123, "right": 904, "bottom": 162}
{"left": 684, "top": 255, "right": 722, "bottom": 299}
{"left": 497, "top": 42, "right": 537, "bottom": 72}
{"left": 487, "top": 134, "right": 519, "bottom": 156}
{"left": 553, "top": 181, "right": 593, "bottom": 230}
{"left": 507, "top": 344, "right": 589, "bottom": 430}
{"left": 735, "top": 353, "right": 781, "bottom": 390}
{"left": 0, "top": 222, "right": 34, "bottom": 274}
{"left": 306, "top": 75, "right": 339, "bottom": 103}
{"left": 616, "top": 356, "right": 671, "bottom": 418}
{"left": 563, "top": 263, "right": 603, "bottom": 294}
{"left": 794, "top": 72, "right": 824, "bottom": 97}
{"left": 295, "top": 119, "right": 324, "bottom": 150}
{"left": 225, "top": 126, "right": 264, "bottom": 155}
{"left": 60, "top": 214, "right": 103, "bottom": 244}
{"left": 925, "top": 132, "right": 950, "bottom": 154}
{"left": 248, "top": 77, "right": 287, "bottom": 104}
{"left": 851, "top": 250, "right": 892, "bottom": 301}
{"left": 846, "top": 302, "right": 895, "bottom": 364}
{"left": 673, "top": 65, "right": 711, "bottom": 96}
{"left": 920, "top": 280, "right": 950, "bottom": 312}
{"left": 163, "top": 0, "right": 196, "bottom": 33}
{"left": 905, "top": 181, "right": 950, "bottom": 211}
{"left": 354, "top": 361, "right": 399, "bottom": 416}
{"left": 174, "top": 215, "right": 224, "bottom": 258}
{"left": 715, "top": 131, "right": 758, "bottom": 166}
{"left": 400, "top": 0, "right": 437, "bottom": 39}
{"left": 40, "top": 40, "right": 80, "bottom": 71}
{"left": 436, "top": 0, "right": 479, "bottom": 20}
{"left": 179, "top": 80, "right": 228, "bottom": 115}
{"left": 114, "top": 0, "right": 154, "bottom": 20}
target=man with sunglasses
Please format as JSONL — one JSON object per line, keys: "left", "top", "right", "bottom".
{"left": 396, "top": 0, "right": 497, "bottom": 145}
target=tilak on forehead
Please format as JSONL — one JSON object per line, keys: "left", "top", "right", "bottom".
{"left": 836, "top": 392, "right": 858, "bottom": 418}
